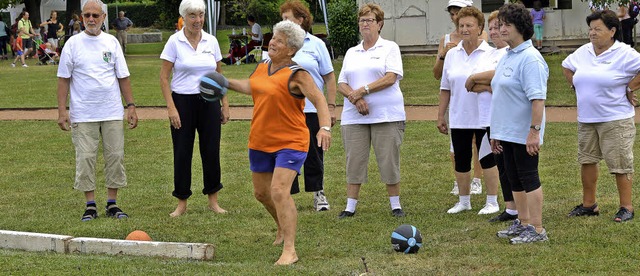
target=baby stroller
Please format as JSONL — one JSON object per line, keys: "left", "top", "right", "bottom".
{"left": 37, "top": 42, "right": 58, "bottom": 65}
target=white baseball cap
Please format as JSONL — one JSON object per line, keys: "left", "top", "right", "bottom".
{"left": 448, "top": 0, "right": 473, "bottom": 8}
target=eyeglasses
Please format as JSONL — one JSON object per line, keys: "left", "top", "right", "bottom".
{"left": 83, "top": 13, "right": 102, "bottom": 19}
{"left": 358, "top": 18, "right": 377, "bottom": 25}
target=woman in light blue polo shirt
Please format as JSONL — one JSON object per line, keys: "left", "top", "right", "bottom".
{"left": 490, "top": 3, "right": 549, "bottom": 244}
{"left": 280, "top": 0, "right": 337, "bottom": 212}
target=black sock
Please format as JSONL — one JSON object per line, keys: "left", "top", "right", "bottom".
{"left": 86, "top": 200, "right": 96, "bottom": 207}
{"left": 107, "top": 199, "right": 116, "bottom": 207}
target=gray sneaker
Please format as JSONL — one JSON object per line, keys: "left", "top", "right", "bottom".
{"left": 313, "top": 190, "right": 330, "bottom": 211}
{"left": 509, "top": 225, "right": 548, "bottom": 244}
{"left": 496, "top": 219, "right": 526, "bottom": 238}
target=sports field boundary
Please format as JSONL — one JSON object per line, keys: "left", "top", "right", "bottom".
{"left": 0, "top": 230, "right": 215, "bottom": 260}
{"left": 3, "top": 105, "right": 635, "bottom": 122}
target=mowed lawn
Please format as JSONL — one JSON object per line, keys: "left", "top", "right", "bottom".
{"left": 0, "top": 37, "right": 639, "bottom": 274}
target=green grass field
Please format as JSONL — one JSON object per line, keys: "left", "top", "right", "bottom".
{"left": 0, "top": 27, "right": 638, "bottom": 274}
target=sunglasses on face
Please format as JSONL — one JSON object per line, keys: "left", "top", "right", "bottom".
{"left": 83, "top": 13, "right": 102, "bottom": 19}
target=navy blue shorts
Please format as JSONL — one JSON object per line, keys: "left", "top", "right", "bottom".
{"left": 249, "top": 149, "right": 307, "bottom": 173}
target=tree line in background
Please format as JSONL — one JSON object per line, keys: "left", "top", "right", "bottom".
{"left": 0, "top": 0, "right": 358, "bottom": 56}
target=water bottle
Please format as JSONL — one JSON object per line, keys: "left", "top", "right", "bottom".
{"left": 232, "top": 28, "right": 236, "bottom": 35}
{"left": 242, "top": 28, "right": 246, "bottom": 35}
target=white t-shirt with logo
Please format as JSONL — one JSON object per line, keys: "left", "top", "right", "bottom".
{"left": 562, "top": 40, "right": 640, "bottom": 123}
{"left": 338, "top": 37, "right": 405, "bottom": 125}
{"left": 160, "top": 29, "right": 222, "bottom": 95}
{"left": 440, "top": 40, "right": 494, "bottom": 129}
{"left": 57, "top": 31, "right": 130, "bottom": 123}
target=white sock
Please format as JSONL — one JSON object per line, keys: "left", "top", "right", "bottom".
{"left": 506, "top": 208, "right": 518, "bottom": 215}
{"left": 459, "top": 195, "right": 471, "bottom": 205}
{"left": 486, "top": 195, "right": 498, "bottom": 205}
{"left": 473, "top": 177, "right": 482, "bottom": 183}
{"left": 345, "top": 198, "right": 358, "bottom": 213}
{"left": 389, "top": 196, "right": 401, "bottom": 210}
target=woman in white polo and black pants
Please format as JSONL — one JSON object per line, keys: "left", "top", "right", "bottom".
{"left": 437, "top": 6, "right": 500, "bottom": 216}
{"left": 159, "top": 0, "right": 229, "bottom": 217}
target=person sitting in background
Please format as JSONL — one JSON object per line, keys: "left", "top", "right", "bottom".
{"left": 246, "top": 15, "right": 262, "bottom": 49}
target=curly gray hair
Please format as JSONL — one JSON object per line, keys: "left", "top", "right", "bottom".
{"left": 273, "top": 20, "right": 305, "bottom": 54}
{"left": 179, "top": 0, "right": 206, "bottom": 18}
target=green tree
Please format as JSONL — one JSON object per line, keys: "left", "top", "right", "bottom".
{"left": 327, "top": 0, "right": 357, "bottom": 57}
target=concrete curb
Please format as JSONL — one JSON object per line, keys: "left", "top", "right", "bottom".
{"left": 69, "top": 237, "right": 215, "bottom": 260}
{"left": 0, "top": 230, "right": 72, "bottom": 253}
{"left": 0, "top": 230, "right": 215, "bottom": 260}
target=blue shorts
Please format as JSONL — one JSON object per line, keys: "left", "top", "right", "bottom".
{"left": 249, "top": 149, "right": 307, "bottom": 173}
{"left": 16, "top": 50, "right": 23, "bottom": 56}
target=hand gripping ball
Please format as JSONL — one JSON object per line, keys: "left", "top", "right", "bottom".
{"left": 199, "top": 71, "right": 229, "bottom": 102}
{"left": 391, "top": 224, "right": 422, "bottom": 254}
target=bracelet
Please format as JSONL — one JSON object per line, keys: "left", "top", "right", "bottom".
{"left": 439, "top": 55, "right": 445, "bottom": 61}
{"left": 626, "top": 86, "right": 634, "bottom": 93}
{"left": 320, "top": 126, "right": 331, "bottom": 132}
{"left": 328, "top": 104, "right": 336, "bottom": 108}
{"left": 126, "top": 103, "right": 136, "bottom": 108}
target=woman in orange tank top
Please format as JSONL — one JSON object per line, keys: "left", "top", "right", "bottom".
{"left": 219, "top": 20, "right": 332, "bottom": 265}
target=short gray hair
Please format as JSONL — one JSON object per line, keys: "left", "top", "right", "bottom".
{"left": 82, "top": 0, "right": 106, "bottom": 13}
{"left": 179, "top": 0, "right": 206, "bottom": 18}
{"left": 273, "top": 20, "right": 305, "bottom": 54}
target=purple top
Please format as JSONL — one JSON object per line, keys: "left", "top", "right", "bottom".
{"left": 531, "top": 9, "right": 545, "bottom": 25}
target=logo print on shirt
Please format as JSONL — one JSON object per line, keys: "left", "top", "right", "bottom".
{"left": 102, "top": 51, "right": 112, "bottom": 63}
{"left": 287, "top": 160, "right": 295, "bottom": 164}
{"left": 502, "top": 67, "right": 513, "bottom": 77}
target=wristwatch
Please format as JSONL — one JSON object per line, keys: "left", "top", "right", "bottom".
{"left": 320, "top": 126, "right": 332, "bottom": 132}
{"left": 530, "top": 125, "right": 541, "bottom": 131}
{"left": 364, "top": 84, "right": 370, "bottom": 94}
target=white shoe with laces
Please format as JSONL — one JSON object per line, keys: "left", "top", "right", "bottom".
{"left": 450, "top": 181, "right": 459, "bottom": 195}
{"left": 478, "top": 202, "right": 500, "bottom": 215}
{"left": 447, "top": 202, "right": 471, "bottom": 214}
{"left": 470, "top": 178, "right": 482, "bottom": 194}
{"left": 313, "top": 190, "right": 330, "bottom": 211}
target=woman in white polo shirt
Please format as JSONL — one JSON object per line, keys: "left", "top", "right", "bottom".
{"left": 437, "top": 6, "right": 500, "bottom": 216}
{"left": 337, "top": 3, "right": 406, "bottom": 218}
{"left": 562, "top": 10, "right": 640, "bottom": 222}
{"left": 159, "top": 0, "right": 229, "bottom": 217}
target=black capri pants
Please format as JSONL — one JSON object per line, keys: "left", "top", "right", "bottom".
{"left": 499, "top": 140, "right": 541, "bottom": 193}
{"left": 291, "top": 112, "right": 324, "bottom": 194}
{"left": 450, "top": 128, "right": 496, "bottom": 172}
{"left": 170, "top": 93, "right": 223, "bottom": 199}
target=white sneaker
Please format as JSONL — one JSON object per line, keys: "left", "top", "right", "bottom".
{"left": 22, "top": 64, "right": 28, "bottom": 68}
{"left": 11, "top": 63, "right": 15, "bottom": 67}
{"left": 313, "top": 191, "right": 330, "bottom": 211}
{"left": 450, "top": 181, "right": 459, "bottom": 195}
{"left": 478, "top": 202, "right": 500, "bottom": 215}
{"left": 470, "top": 178, "right": 482, "bottom": 194}
{"left": 447, "top": 202, "right": 472, "bottom": 214}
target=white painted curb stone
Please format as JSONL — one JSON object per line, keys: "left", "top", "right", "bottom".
{"left": 0, "top": 230, "right": 72, "bottom": 253}
{"left": 68, "top": 237, "right": 215, "bottom": 260}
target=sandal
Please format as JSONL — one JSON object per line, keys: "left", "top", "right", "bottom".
{"left": 81, "top": 206, "right": 98, "bottom": 221}
{"left": 106, "top": 204, "right": 129, "bottom": 219}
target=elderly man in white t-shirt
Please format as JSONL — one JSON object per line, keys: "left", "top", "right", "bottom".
{"left": 56, "top": 0, "right": 138, "bottom": 222}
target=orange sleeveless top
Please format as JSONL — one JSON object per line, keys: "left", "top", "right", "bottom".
{"left": 248, "top": 61, "right": 309, "bottom": 153}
